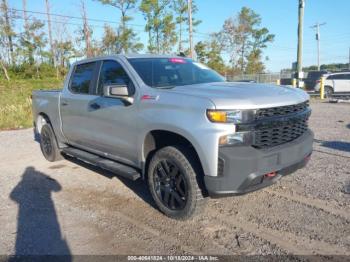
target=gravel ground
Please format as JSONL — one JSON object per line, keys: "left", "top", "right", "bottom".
{"left": 0, "top": 100, "right": 349, "bottom": 259}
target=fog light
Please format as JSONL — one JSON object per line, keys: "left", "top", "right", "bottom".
{"left": 219, "top": 133, "right": 244, "bottom": 146}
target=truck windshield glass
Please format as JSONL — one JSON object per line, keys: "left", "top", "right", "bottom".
{"left": 128, "top": 58, "right": 225, "bottom": 88}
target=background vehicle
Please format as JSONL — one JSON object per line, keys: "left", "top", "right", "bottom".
{"left": 32, "top": 55, "right": 313, "bottom": 220}
{"left": 304, "top": 70, "right": 329, "bottom": 90}
{"left": 314, "top": 72, "right": 350, "bottom": 96}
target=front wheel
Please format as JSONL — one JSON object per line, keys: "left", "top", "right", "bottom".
{"left": 147, "top": 146, "right": 206, "bottom": 220}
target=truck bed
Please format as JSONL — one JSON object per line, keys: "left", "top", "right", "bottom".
{"left": 32, "top": 90, "right": 62, "bottom": 142}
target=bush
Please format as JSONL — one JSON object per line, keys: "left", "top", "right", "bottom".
{"left": 0, "top": 78, "right": 63, "bottom": 130}
{"left": 2, "top": 63, "right": 66, "bottom": 80}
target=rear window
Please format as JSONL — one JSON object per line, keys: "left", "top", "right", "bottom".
{"left": 307, "top": 71, "right": 327, "bottom": 79}
{"left": 69, "top": 62, "right": 96, "bottom": 94}
{"left": 128, "top": 58, "right": 224, "bottom": 88}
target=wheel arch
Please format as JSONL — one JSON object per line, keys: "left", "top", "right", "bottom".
{"left": 35, "top": 112, "right": 51, "bottom": 134}
{"left": 141, "top": 130, "right": 205, "bottom": 181}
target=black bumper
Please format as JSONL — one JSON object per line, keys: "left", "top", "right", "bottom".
{"left": 204, "top": 129, "right": 314, "bottom": 197}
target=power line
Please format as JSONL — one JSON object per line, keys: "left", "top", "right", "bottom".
{"left": 13, "top": 16, "right": 146, "bottom": 33}
{"left": 9, "top": 7, "right": 145, "bottom": 28}
{"left": 10, "top": 7, "right": 217, "bottom": 39}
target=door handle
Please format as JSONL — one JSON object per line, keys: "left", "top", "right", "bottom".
{"left": 61, "top": 102, "right": 68, "bottom": 106}
{"left": 90, "top": 103, "right": 101, "bottom": 109}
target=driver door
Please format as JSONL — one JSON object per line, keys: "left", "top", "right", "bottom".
{"left": 61, "top": 59, "right": 139, "bottom": 166}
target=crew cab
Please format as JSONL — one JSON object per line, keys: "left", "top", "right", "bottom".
{"left": 32, "top": 54, "right": 314, "bottom": 219}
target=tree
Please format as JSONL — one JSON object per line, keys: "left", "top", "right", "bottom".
{"left": 173, "top": 0, "right": 186, "bottom": 52}
{"left": 96, "top": 0, "right": 143, "bottom": 53}
{"left": 173, "top": 0, "right": 200, "bottom": 53}
{"left": 220, "top": 7, "right": 274, "bottom": 73}
{"left": 0, "top": 0, "right": 16, "bottom": 65}
{"left": 194, "top": 41, "right": 206, "bottom": 63}
{"left": 140, "top": 0, "right": 177, "bottom": 53}
{"left": 19, "top": 19, "right": 46, "bottom": 65}
{"left": 194, "top": 35, "right": 225, "bottom": 74}
{"left": 81, "top": 0, "right": 93, "bottom": 57}
{"left": 101, "top": 25, "right": 118, "bottom": 54}
{"left": 0, "top": 55, "right": 10, "bottom": 80}
{"left": 206, "top": 37, "right": 226, "bottom": 74}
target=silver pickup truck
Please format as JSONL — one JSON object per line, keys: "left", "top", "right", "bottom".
{"left": 32, "top": 54, "right": 314, "bottom": 219}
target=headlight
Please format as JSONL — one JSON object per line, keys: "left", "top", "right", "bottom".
{"left": 207, "top": 110, "right": 243, "bottom": 124}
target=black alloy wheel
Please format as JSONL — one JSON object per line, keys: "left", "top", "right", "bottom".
{"left": 40, "top": 124, "right": 62, "bottom": 162}
{"left": 148, "top": 146, "right": 206, "bottom": 220}
{"left": 153, "top": 159, "right": 188, "bottom": 210}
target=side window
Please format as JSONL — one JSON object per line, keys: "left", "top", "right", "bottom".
{"left": 98, "top": 60, "right": 135, "bottom": 95}
{"left": 344, "top": 74, "right": 350, "bottom": 80}
{"left": 70, "top": 62, "right": 96, "bottom": 94}
{"left": 330, "top": 74, "right": 344, "bottom": 80}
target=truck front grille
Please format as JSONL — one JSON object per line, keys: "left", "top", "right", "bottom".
{"left": 252, "top": 114, "right": 309, "bottom": 149}
{"left": 255, "top": 101, "right": 309, "bottom": 120}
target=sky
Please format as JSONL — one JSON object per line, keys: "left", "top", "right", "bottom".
{"left": 8, "top": 0, "right": 350, "bottom": 72}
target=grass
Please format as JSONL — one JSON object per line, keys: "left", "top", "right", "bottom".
{"left": 0, "top": 78, "right": 63, "bottom": 130}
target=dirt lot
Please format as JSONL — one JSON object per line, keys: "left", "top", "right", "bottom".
{"left": 0, "top": 100, "right": 349, "bottom": 259}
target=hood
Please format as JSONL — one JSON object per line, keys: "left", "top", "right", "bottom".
{"left": 170, "top": 82, "right": 309, "bottom": 109}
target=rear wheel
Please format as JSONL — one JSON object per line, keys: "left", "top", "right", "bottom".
{"left": 147, "top": 146, "right": 205, "bottom": 220}
{"left": 40, "top": 124, "right": 62, "bottom": 162}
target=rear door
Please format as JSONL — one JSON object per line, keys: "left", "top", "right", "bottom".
{"left": 331, "top": 73, "right": 350, "bottom": 92}
{"left": 339, "top": 74, "right": 350, "bottom": 92}
{"left": 60, "top": 61, "right": 100, "bottom": 147}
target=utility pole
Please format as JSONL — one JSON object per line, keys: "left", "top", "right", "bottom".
{"left": 310, "top": 22, "right": 326, "bottom": 71}
{"left": 81, "top": 0, "right": 92, "bottom": 57}
{"left": 188, "top": 0, "right": 194, "bottom": 58}
{"left": 296, "top": 0, "right": 305, "bottom": 88}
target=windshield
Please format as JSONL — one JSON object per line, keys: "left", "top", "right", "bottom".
{"left": 128, "top": 58, "right": 225, "bottom": 88}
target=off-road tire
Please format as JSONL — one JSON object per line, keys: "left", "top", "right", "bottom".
{"left": 148, "top": 146, "right": 206, "bottom": 220}
{"left": 40, "top": 124, "right": 63, "bottom": 162}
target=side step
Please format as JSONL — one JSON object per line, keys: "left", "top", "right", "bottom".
{"left": 62, "top": 147, "right": 141, "bottom": 181}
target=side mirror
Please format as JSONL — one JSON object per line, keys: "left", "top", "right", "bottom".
{"left": 103, "top": 84, "right": 129, "bottom": 97}
{"left": 103, "top": 84, "right": 134, "bottom": 104}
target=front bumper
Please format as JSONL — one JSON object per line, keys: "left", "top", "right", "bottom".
{"left": 204, "top": 129, "right": 314, "bottom": 197}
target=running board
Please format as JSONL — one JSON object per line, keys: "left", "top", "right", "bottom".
{"left": 62, "top": 147, "right": 141, "bottom": 181}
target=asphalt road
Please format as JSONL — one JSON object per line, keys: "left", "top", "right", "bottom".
{"left": 0, "top": 100, "right": 349, "bottom": 259}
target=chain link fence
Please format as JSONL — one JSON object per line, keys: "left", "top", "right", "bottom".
{"left": 226, "top": 73, "right": 291, "bottom": 84}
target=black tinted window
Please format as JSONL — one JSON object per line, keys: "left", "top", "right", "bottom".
{"left": 98, "top": 60, "right": 134, "bottom": 95}
{"left": 70, "top": 62, "right": 96, "bottom": 94}
{"left": 344, "top": 74, "right": 350, "bottom": 80}
{"left": 128, "top": 58, "right": 224, "bottom": 88}
{"left": 328, "top": 74, "right": 344, "bottom": 80}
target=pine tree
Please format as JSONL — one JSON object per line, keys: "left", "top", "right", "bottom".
{"left": 96, "top": 0, "right": 143, "bottom": 53}
{"left": 140, "top": 0, "right": 177, "bottom": 53}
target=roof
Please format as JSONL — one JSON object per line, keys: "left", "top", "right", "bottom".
{"left": 124, "top": 53, "right": 186, "bottom": 59}
{"left": 73, "top": 53, "right": 187, "bottom": 65}
{"left": 327, "top": 71, "right": 350, "bottom": 75}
